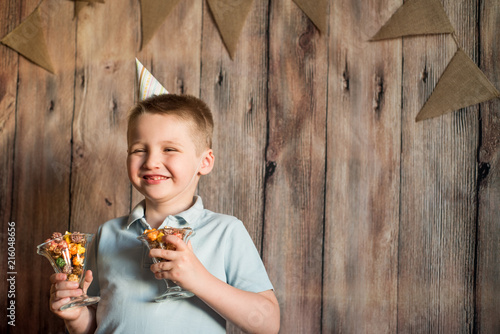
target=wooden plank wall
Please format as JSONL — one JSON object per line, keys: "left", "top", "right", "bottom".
{"left": 398, "top": 0, "right": 479, "bottom": 330}
{"left": 1, "top": 0, "right": 499, "bottom": 333}
{"left": 325, "top": 0, "right": 401, "bottom": 332}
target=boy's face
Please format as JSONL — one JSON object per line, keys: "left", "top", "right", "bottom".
{"left": 127, "top": 113, "right": 213, "bottom": 209}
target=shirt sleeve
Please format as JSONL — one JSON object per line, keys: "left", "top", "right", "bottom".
{"left": 224, "top": 220, "right": 274, "bottom": 293}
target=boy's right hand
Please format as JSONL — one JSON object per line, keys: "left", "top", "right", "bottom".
{"left": 49, "top": 270, "right": 93, "bottom": 321}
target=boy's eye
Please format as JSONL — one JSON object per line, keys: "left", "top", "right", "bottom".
{"left": 164, "top": 148, "right": 176, "bottom": 152}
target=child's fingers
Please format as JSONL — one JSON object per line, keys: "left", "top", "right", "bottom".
{"left": 150, "top": 260, "right": 174, "bottom": 274}
{"left": 53, "top": 287, "right": 83, "bottom": 300}
{"left": 50, "top": 281, "right": 82, "bottom": 312}
{"left": 163, "top": 234, "right": 186, "bottom": 250}
{"left": 81, "top": 270, "right": 93, "bottom": 294}
{"left": 50, "top": 297, "right": 71, "bottom": 312}
{"left": 50, "top": 273, "right": 68, "bottom": 284}
{"left": 150, "top": 248, "right": 176, "bottom": 260}
{"left": 49, "top": 272, "right": 82, "bottom": 302}
{"left": 47, "top": 272, "right": 87, "bottom": 319}
{"left": 53, "top": 280, "right": 79, "bottom": 292}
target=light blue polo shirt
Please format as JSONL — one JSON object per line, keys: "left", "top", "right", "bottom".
{"left": 86, "top": 196, "right": 273, "bottom": 333}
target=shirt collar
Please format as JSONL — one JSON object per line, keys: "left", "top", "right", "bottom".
{"left": 126, "top": 196, "right": 205, "bottom": 230}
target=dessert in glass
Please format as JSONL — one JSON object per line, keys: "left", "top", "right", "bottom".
{"left": 137, "top": 227, "right": 195, "bottom": 302}
{"left": 37, "top": 232, "right": 100, "bottom": 310}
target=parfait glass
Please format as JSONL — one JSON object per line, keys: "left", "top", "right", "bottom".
{"left": 137, "top": 227, "right": 195, "bottom": 302}
{"left": 37, "top": 233, "right": 100, "bottom": 310}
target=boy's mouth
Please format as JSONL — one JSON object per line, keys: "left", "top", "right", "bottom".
{"left": 143, "top": 175, "right": 168, "bottom": 181}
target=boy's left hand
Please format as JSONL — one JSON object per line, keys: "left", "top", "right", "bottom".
{"left": 149, "top": 235, "right": 208, "bottom": 292}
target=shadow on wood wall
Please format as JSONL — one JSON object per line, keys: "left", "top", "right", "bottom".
{"left": 1, "top": 0, "right": 499, "bottom": 333}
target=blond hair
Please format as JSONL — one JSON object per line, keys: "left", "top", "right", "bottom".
{"left": 127, "top": 94, "right": 214, "bottom": 153}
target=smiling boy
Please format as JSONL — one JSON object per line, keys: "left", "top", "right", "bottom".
{"left": 127, "top": 101, "right": 213, "bottom": 223}
{"left": 49, "top": 94, "right": 280, "bottom": 333}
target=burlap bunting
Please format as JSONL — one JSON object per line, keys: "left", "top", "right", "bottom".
{"left": 416, "top": 49, "right": 500, "bottom": 121}
{"left": 293, "top": 0, "right": 327, "bottom": 33}
{"left": 371, "top": 0, "right": 454, "bottom": 40}
{"left": 3, "top": 0, "right": 325, "bottom": 67}
{"left": 207, "top": 0, "right": 253, "bottom": 59}
{"left": 1, "top": 7, "right": 55, "bottom": 73}
{"left": 140, "top": 0, "right": 181, "bottom": 50}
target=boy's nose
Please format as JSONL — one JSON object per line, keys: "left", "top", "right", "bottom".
{"left": 143, "top": 152, "right": 162, "bottom": 169}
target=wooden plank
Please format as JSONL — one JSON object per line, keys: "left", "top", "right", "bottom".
{"left": 198, "top": 0, "right": 268, "bottom": 249}
{"left": 262, "top": 1, "right": 327, "bottom": 332}
{"left": 133, "top": 0, "right": 203, "bottom": 208}
{"left": 0, "top": 1, "right": 20, "bottom": 332}
{"left": 198, "top": 1, "right": 269, "bottom": 332}
{"left": 477, "top": 1, "right": 500, "bottom": 332}
{"left": 71, "top": 0, "right": 138, "bottom": 232}
{"left": 324, "top": 0, "right": 401, "bottom": 332}
{"left": 7, "top": 0, "right": 76, "bottom": 332}
{"left": 398, "top": 0, "right": 478, "bottom": 332}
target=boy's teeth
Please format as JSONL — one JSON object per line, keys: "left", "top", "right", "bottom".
{"left": 146, "top": 176, "right": 166, "bottom": 180}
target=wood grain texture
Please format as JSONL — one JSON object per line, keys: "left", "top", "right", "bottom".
{"left": 324, "top": 0, "right": 401, "bottom": 332}
{"left": 263, "top": 1, "right": 327, "bottom": 332}
{"left": 70, "top": 0, "right": 138, "bottom": 232}
{"left": 199, "top": 0, "right": 268, "bottom": 247}
{"left": 8, "top": 0, "right": 76, "bottom": 332}
{"left": 0, "top": 1, "right": 20, "bottom": 333}
{"left": 398, "top": 0, "right": 478, "bottom": 332}
{"left": 477, "top": 0, "right": 500, "bottom": 332}
{"left": 198, "top": 1, "right": 269, "bottom": 332}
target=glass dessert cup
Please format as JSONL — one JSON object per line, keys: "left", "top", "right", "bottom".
{"left": 37, "top": 233, "right": 100, "bottom": 310}
{"left": 138, "top": 227, "right": 195, "bottom": 302}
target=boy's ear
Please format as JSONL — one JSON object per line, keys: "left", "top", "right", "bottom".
{"left": 199, "top": 149, "right": 215, "bottom": 175}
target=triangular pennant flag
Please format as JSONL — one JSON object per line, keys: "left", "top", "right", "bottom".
{"left": 293, "top": 0, "right": 327, "bottom": 33}
{"left": 416, "top": 49, "right": 500, "bottom": 121}
{"left": 140, "top": 0, "right": 181, "bottom": 50}
{"left": 1, "top": 7, "right": 55, "bottom": 73}
{"left": 371, "top": 0, "right": 454, "bottom": 41}
{"left": 136, "top": 58, "right": 169, "bottom": 101}
{"left": 207, "top": 0, "right": 253, "bottom": 59}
